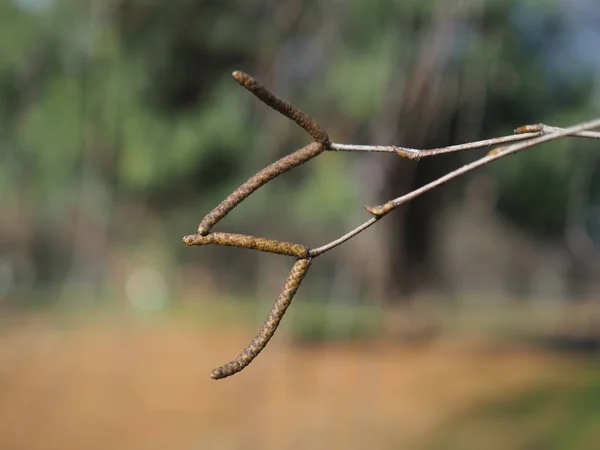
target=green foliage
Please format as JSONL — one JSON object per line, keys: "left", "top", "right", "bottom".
{"left": 1, "top": 0, "right": 598, "bottom": 296}
{"left": 288, "top": 300, "right": 382, "bottom": 342}
{"left": 2, "top": 0, "right": 595, "bottom": 214}
{"left": 326, "top": 36, "right": 398, "bottom": 122}
{"left": 493, "top": 140, "right": 574, "bottom": 237}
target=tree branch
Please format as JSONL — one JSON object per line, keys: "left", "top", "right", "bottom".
{"left": 185, "top": 70, "right": 600, "bottom": 379}
{"left": 327, "top": 123, "right": 600, "bottom": 158}
{"left": 365, "top": 118, "right": 600, "bottom": 217}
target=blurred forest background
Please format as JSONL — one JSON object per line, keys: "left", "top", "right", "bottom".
{"left": 1, "top": 0, "right": 600, "bottom": 449}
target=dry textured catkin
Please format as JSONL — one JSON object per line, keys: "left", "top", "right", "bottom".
{"left": 210, "top": 257, "right": 312, "bottom": 380}
{"left": 232, "top": 71, "right": 329, "bottom": 145}
{"left": 197, "top": 142, "right": 324, "bottom": 235}
{"left": 183, "top": 232, "right": 309, "bottom": 258}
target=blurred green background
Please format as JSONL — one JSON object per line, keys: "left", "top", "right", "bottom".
{"left": 1, "top": 0, "right": 600, "bottom": 449}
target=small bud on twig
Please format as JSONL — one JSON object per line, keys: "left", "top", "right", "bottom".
{"left": 364, "top": 204, "right": 392, "bottom": 217}
{"left": 514, "top": 124, "right": 542, "bottom": 134}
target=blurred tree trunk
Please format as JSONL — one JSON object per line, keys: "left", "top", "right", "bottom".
{"left": 363, "top": 7, "right": 483, "bottom": 302}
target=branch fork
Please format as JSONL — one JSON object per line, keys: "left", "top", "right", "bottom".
{"left": 185, "top": 70, "right": 600, "bottom": 379}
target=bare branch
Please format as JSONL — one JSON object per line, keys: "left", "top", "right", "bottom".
{"left": 366, "top": 118, "right": 600, "bottom": 217}
{"left": 308, "top": 119, "right": 600, "bottom": 259}
{"left": 210, "top": 257, "right": 312, "bottom": 380}
{"left": 328, "top": 123, "right": 600, "bottom": 158}
{"left": 515, "top": 123, "right": 600, "bottom": 140}
{"left": 328, "top": 132, "right": 540, "bottom": 158}
{"left": 328, "top": 143, "right": 422, "bottom": 157}
{"left": 309, "top": 217, "right": 380, "bottom": 257}
{"left": 417, "top": 132, "right": 538, "bottom": 157}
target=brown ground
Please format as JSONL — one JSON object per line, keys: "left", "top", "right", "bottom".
{"left": 0, "top": 315, "right": 577, "bottom": 450}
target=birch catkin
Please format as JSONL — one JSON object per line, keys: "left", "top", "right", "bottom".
{"left": 210, "top": 257, "right": 312, "bottom": 380}
{"left": 231, "top": 71, "right": 329, "bottom": 145}
{"left": 183, "top": 232, "right": 309, "bottom": 258}
{"left": 197, "top": 142, "right": 324, "bottom": 235}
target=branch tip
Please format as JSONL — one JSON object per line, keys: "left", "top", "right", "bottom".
{"left": 183, "top": 234, "right": 196, "bottom": 245}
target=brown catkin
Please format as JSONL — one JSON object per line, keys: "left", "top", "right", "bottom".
{"left": 210, "top": 258, "right": 312, "bottom": 380}
{"left": 232, "top": 71, "right": 329, "bottom": 145}
{"left": 197, "top": 142, "right": 324, "bottom": 235}
{"left": 183, "top": 232, "right": 309, "bottom": 258}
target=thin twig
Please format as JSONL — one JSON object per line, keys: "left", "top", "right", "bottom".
{"left": 309, "top": 217, "right": 380, "bottom": 257}
{"left": 328, "top": 132, "right": 540, "bottom": 158}
{"left": 210, "top": 257, "right": 312, "bottom": 380}
{"left": 309, "top": 118, "right": 600, "bottom": 257}
{"left": 518, "top": 123, "right": 600, "bottom": 139}
{"left": 366, "top": 117, "right": 600, "bottom": 216}
{"left": 418, "top": 132, "right": 538, "bottom": 157}
{"left": 328, "top": 123, "right": 600, "bottom": 158}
